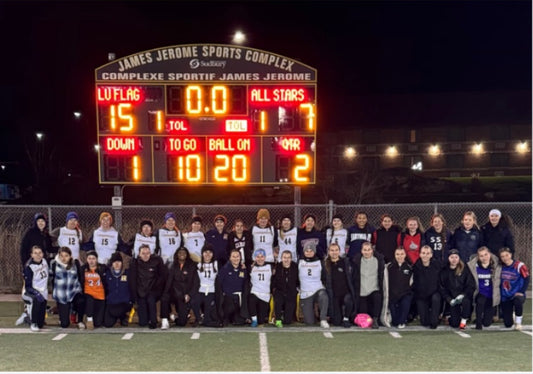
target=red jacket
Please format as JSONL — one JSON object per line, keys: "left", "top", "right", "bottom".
{"left": 397, "top": 230, "right": 425, "bottom": 264}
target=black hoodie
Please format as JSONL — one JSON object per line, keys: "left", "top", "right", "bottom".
{"left": 20, "top": 213, "right": 53, "bottom": 268}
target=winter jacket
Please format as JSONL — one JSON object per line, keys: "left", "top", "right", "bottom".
{"left": 481, "top": 222, "right": 514, "bottom": 255}
{"left": 372, "top": 225, "right": 401, "bottom": 263}
{"left": 347, "top": 224, "right": 375, "bottom": 259}
{"left": 351, "top": 251, "right": 385, "bottom": 299}
{"left": 450, "top": 225, "right": 483, "bottom": 263}
{"left": 206, "top": 228, "right": 229, "bottom": 266}
{"left": 50, "top": 256, "right": 83, "bottom": 304}
{"left": 424, "top": 227, "right": 452, "bottom": 262}
{"left": 387, "top": 260, "right": 413, "bottom": 302}
{"left": 439, "top": 264, "right": 476, "bottom": 304}
{"left": 163, "top": 258, "right": 200, "bottom": 301}
{"left": 466, "top": 254, "right": 501, "bottom": 306}
{"left": 323, "top": 257, "right": 356, "bottom": 321}
{"left": 412, "top": 258, "right": 441, "bottom": 299}
{"left": 20, "top": 219, "right": 53, "bottom": 268}
{"left": 271, "top": 261, "right": 299, "bottom": 298}
{"left": 129, "top": 254, "right": 167, "bottom": 299}
{"left": 297, "top": 228, "right": 327, "bottom": 260}
{"left": 397, "top": 230, "right": 425, "bottom": 264}
{"left": 105, "top": 266, "right": 133, "bottom": 305}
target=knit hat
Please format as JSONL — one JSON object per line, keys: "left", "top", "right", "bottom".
{"left": 489, "top": 209, "right": 502, "bottom": 218}
{"left": 139, "top": 219, "right": 154, "bottom": 231}
{"left": 303, "top": 213, "right": 316, "bottom": 222}
{"left": 99, "top": 212, "right": 113, "bottom": 224}
{"left": 86, "top": 250, "right": 98, "bottom": 259}
{"left": 332, "top": 214, "right": 343, "bottom": 222}
{"left": 253, "top": 249, "right": 266, "bottom": 259}
{"left": 164, "top": 212, "right": 176, "bottom": 222}
{"left": 280, "top": 214, "right": 292, "bottom": 222}
{"left": 33, "top": 212, "right": 47, "bottom": 226}
{"left": 192, "top": 215, "right": 203, "bottom": 224}
{"left": 66, "top": 211, "right": 79, "bottom": 222}
{"left": 257, "top": 209, "right": 270, "bottom": 220}
{"left": 214, "top": 214, "right": 227, "bottom": 224}
{"left": 201, "top": 243, "right": 215, "bottom": 254}
{"left": 303, "top": 242, "right": 317, "bottom": 253}
{"left": 448, "top": 249, "right": 460, "bottom": 257}
{"left": 110, "top": 252, "right": 123, "bottom": 263}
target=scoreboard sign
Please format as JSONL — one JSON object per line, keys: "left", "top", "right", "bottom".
{"left": 95, "top": 44, "right": 317, "bottom": 185}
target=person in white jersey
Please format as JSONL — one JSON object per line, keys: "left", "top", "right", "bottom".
{"left": 184, "top": 215, "right": 206, "bottom": 263}
{"left": 251, "top": 209, "right": 278, "bottom": 264}
{"left": 157, "top": 212, "right": 183, "bottom": 266}
{"left": 83, "top": 212, "right": 126, "bottom": 265}
{"left": 248, "top": 249, "right": 273, "bottom": 327}
{"left": 298, "top": 242, "right": 329, "bottom": 328}
{"left": 51, "top": 211, "right": 84, "bottom": 262}
{"left": 22, "top": 245, "right": 49, "bottom": 331}
{"left": 326, "top": 214, "right": 349, "bottom": 257}
{"left": 191, "top": 243, "right": 220, "bottom": 327}
{"left": 277, "top": 214, "right": 297, "bottom": 262}
{"left": 130, "top": 219, "right": 157, "bottom": 258}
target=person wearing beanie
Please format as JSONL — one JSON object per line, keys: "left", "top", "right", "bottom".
{"left": 467, "top": 246, "right": 501, "bottom": 330}
{"left": 20, "top": 212, "right": 52, "bottom": 270}
{"left": 252, "top": 209, "right": 278, "bottom": 264}
{"left": 227, "top": 219, "right": 254, "bottom": 271}
{"left": 50, "top": 211, "right": 84, "bottom": 262}
{"left": 373, "top": 214, "right": 402, "bottom": 264}
{"left": 297, "top": 214, "right": 326, "bottom": 260}
{"left": 298, "top": 241, "right": 329, "bottom": 328}
{"left": 103, "top": 252, "right": 133, "bottom": 327}
{"left": 439, "top": 249, "right": 476, "bottom": 330}
{"left": 206, "top": 214, "right": 229, "bottom": 267}
{"left": 347, "top": 211, "right": 376, "bottom": 259}
{"left": 80, "top": 250, "right": 107, "bottom": 330}
{"left": 248, "top": 249, "right": 273, "bottom": 327}
{"left": 129, "top": 219, "right": 157, "bottom": 258}
{"left": 183, "top": 216, "right": 205, "bottom": 263}
{"left": 83, "top": 212, "right": 127, "bottom": 265}
{"left": 277, "top": 215, "right": 297, "bottom": 263}
{"left": 481, "top": 209, "right": 515, "bottom": 255}
{"left": 326, "top": 214, "right": 349, "bottom": 258}
{"left": 157, "top": 212, "right": 183, "bottom": 267}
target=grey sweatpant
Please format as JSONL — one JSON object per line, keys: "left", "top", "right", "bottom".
{"left": 300, "top": 289, "right": 328, "bottom": 325}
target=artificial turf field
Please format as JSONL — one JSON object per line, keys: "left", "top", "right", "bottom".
{"left": 0, "top": 301, "right": 531, "bottom": 372}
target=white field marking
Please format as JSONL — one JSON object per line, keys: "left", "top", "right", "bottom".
{"left": 191, "top": 332, "right": 200, "bottom": 340}
{"left": 454, "top": 331, "right": 471, "bottom": 338}
{"left": 323, "top": 332, "right": 333, "bottom": 338}
{"left": 520, "top": 331, "right": 533, "bottom": 337}
{"left": 258, "top": 332, "right": 271, "bottom": 372}
{"left": 122, "top": 333, "right": 134, "bottom": 340}
{"left": 52, "top": 333, "right": 67, "bottom": 341}
{"left": 389, "top": 332, "right": 402, "bottom": 338}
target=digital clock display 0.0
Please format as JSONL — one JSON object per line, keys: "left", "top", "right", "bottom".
{"left": 95, "top": 44, "right": 317, "bottom": 186}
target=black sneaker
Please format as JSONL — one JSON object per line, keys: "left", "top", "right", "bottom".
{"left": 343, "top": 320, "right": 351, "bottom": 328}
{"left": 372, "top": 319, "right": 379, "bottom": 329}
{"left": 120, "top": 319, "right": 129, "bottom": 327}
{"left": 148, "top": 322, "right": 157, "bottom": 329}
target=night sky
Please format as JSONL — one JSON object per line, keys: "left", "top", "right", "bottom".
{"left": 0, "top": 0, "right": 530, "bottom": 201}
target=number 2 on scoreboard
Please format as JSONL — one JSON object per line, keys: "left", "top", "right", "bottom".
{"left": 294, "top": 154, "right": 311, "bottom": 182}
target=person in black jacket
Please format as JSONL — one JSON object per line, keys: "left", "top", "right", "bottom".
{"left": 351, "top": 241, "right": 385, "bottom": 329}
{"left": 271, "top": 250, "right": 299, "bottom": 327}
{"left": 130, "top": 244, "right": 167, "bottom": 329}
{"left": 160, "top": 247, "right": 199, "bottom": 329}
{"left": 412, "top": 245, "right": 441, "bottom": 329}
{"left": 450, "top": 211, "right": 483, "bottom": 263}
{"left": 227, "top": 219, "right": 254, "bottom": 271}
{"left": 216, "top": 249, "right": 250, "bottom": 326}
{"left": 323, "top": 243, "right": 355, "bottom": 327}
{"left": 20, "top": 212, "right": 53, "bottom": 269}
{"left": 372, "top": 214, "right": 401, "bottom": 264}
{"left": 481, "top": 209, "right": 515, "bottom": 255}
{"left": 439, "top": 249, "right": 476, "bottom": 330}
{"left": 387, "top": 247, "right": 413, "bottom": 328}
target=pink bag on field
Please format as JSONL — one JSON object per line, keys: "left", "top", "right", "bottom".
{"left": 354, "top": 313, "right": 373, "bottom": 328}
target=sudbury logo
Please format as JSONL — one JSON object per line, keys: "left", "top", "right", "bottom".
{"left": 189, "top": 59, "right": 226, "bottom": 69}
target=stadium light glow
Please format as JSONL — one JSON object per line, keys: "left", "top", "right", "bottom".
{"left": 428, "top": 144, "right": 441, "bottom": 156}
{"left": 516, "top": 141, "right": 529, "bottom": 154}
{"left": 344, "top": 146, "right": 356, "bottom": 159}
{"left": 386, "top": 146, "right": 398, "bottom": 158}
{"left": 471, "top": 143, "right": 484, "bottom": 155}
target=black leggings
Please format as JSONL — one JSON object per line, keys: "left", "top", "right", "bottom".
{"left": 57, "top": 293, "right": 85, "bottom": 328}
{"left": 501, "top": 295, "right": 525, "bottom": 328}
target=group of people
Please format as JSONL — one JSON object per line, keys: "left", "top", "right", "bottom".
{"left": 19, "top": 208, "right": 528, "bottom": 332}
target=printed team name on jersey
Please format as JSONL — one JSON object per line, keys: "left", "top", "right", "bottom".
{"left": 350, "top": 233, "right": 370, "bottom": 241}
{"left": 85, "top": 272, "right": 101, "bottom": 281}
{"left": 477, "top": 273, "right": 491, "bottom": 280}
{"left": 300, "top": 261, "right": 321, "bottom": 270}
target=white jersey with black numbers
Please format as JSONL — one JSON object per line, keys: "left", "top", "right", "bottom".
{"left": 92, "top": 227, "right": 119, "bottom": 264}
{"left": 298, "top": 259, "right": 324, "bottom": 298}
{"left": 184, "top": 231, "right": 205, "bottom": 260}
{"left": 277, "top": 227, "right": 298, "bottom": 262}
{"left": 252, "top": 225, "right": 275, "bottom": 263}
{"left": 326, "top": 228, "right": 349, "bottom": 256}
{"left": 133, "top": 233, "right": 157, "bottom": 258}
{"left": 26, "top": 260, "right": 49, "bottom": 299}
{"left": 197, "top": 261, "right": 218, "bottom": 295}
{"left": 58, "top": 227, "right": 82, "bottom": 261}
{"left": 158, "top": 228, "right": 182, "bottom": 265}
{"left": 250, "top": 264, "right": 273, "bottom": 303}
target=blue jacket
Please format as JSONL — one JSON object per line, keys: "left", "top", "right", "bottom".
{"left": 450, "top": 226, "right": 483, "bottom": 263}
{"left": 347, "top": 224, "right": 375, "bottom": 259}
{"left": 105, "top": 267, "right": 132, "bottom": 305}
{"left": 296, "top": 228, "right": 326, "bottom": 260}
{"left": 206, "top": 228, "right": 229, "bottom": 266}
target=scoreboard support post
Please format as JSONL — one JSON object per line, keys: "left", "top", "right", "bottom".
{"left": 112, "top": 185, "right": 123, "bottom": 230}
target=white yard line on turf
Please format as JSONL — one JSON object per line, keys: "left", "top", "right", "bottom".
{"left": 122, "top": 333, "right": 134, "bottom": 340}
{"left": 259, "top": 332, "right": 271, "bottom": 372}
{"left": 52, "top": 333, "right": 67, "bottom": 341}
{"left": 454, "top": 331, "right": 470, "bottom": 338}
{"left": 191, "top": 332, "right": 200, "bottom": 339}
{"left": 389, "top": 332, "right": 402, "bottom": 338}
{"left": 520, "top": 331, "right": 533, "bottom": 337}
{"left": 323, "top": 332, "right": 333, "bottom": 338}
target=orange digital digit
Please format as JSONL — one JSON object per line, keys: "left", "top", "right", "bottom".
{"left": 156, "top": 111, "right": 164, "bottom": 132}
{"left": 186, "top": 86, "right": 202, "bottom": 114}
{"left": 260, "top": 111, "right": 267, "bottom": 131}
{"left": 109, "top": 103, "right": 135, "bottom": 132}
{"left": 214, "top": 154, "right": 230, "bottom": 182}
{"left": 177, "top": 155, "right": 202, "bottom": 182}
{"left": 132, "top": 156, "right": 140, "bottom": 181}
{"left": 293, "top": 154, "right": 311, "bottom": 182}
{"left": 211, "top": 86, "right": 227, "bottom": 114}
{"left": 299, "top": 103, "right": 315, "bottom": 131}
{"left": 232, "top": 155, "right": 248, "bottom": 182}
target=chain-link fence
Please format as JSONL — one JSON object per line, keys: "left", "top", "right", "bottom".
{"left": 1, "top": 202, "right": 530, "bottom": 291}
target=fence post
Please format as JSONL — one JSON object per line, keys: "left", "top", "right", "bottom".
{"left": 434, "top": 202, "right": 438, "bottom": 214}
{"left": 47, "top": 206, "right": 53, "bottom": 231}
{"left": 294, "top": 186, "right": 301, "bottom": 225}
{"left": 112, "top": 186, "right": 123, "bottom": 231}
{"left": 328, "top": 200, "right": 334, "bottom": 224}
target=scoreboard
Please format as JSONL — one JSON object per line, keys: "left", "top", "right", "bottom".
{"left": 95, "top": 44, "right": 317, "bottom": 185}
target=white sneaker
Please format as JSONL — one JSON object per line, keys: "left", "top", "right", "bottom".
{"left": 515, "top": 323, "right": 523, "bottom": 331}
{"left": 320, "top": 320, "right": 330, "bottom": 329}
{"left": 15, "top": 312, "right": 28, "bottom": 326}
{"left": 169, "top": 314, "right": 176, "bottom": 322}
{"left": 398, "top": 324, "right": 406, "bottom": 329}
{"left": 78, "top": 322, "right": 86, "bottom": 330}
{"left": 161, "top": 318, "right": 169, "bottom": 330}
{"left": 30, "top": 323, "right": 40, "bottom": 332}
